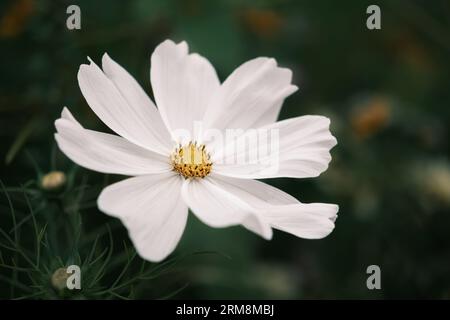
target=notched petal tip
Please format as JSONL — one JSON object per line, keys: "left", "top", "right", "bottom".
{"left": 262, "top": 202, "right": 338, "bottom": 240}
{"left": 160, "top": 39, "right": 177, "bottom": 46}
{"left": 261, "top": 229, "right": 274, "bottom": 241}
{"left": 156, "top": 39, "right": 189, "bottom": 55}
{"left": 305, "top": 115, "right": 338, "bottom": 149}
{"left": 289, "top": 84, "right": 299, "bottom": 94}
{"left": 280, "top": 84, "right": 298, "bottom": 98}
{"left": 330, "top": 135, "right": 338, "bottom": 148}
{"left": 330, "top": 204, "right": 339, "bottom": 219}
{"left": 54, "top": 118, "right": 68, "bottom": 132}
{"left": 78, "top": 56, "right": 98, "bottom": 76}
{"left": 267, "top": 57, "right": 277, "bottom": 66}
{"left": 60, "top": 108, "right": 69, "bottom": 119}
{"left": 263, "top": 225, "right": 274, "bottom": 240}
{"left": 77, "top": 63, "right": 90, "bottom": 79}
{"left": 56, "top": 107, "right": 83, "bottom": 131}
{"left": 177, "top": 40, "right": 188, "bottom": 49}
{"left": 101, "top": 52, "right": 116, "bottom": 72}
{"left": 321, "top": 117, "right": 338, "bottom": 149}
{"left": 61, "top": 106, "right": 69, "bottom": 114}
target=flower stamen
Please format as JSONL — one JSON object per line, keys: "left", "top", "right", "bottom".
{"left": 171, "top": 142, "right": 212, "bottom": 179}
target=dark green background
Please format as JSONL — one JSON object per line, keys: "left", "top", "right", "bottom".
{"left": 1, "top": 0, "right": 449, "bottom": 299}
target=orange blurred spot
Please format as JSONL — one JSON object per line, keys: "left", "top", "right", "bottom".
{"left": 0, "top": 0, "right": 34, "bottom": 38}
{"left": 240, "top": 8, "right": 283, "bottom": 39}
{"left": 386, "top": 30, "right": 435, "bottom": 73}
{"left": 351, "top": 97, "right": 390, "bottom": 139}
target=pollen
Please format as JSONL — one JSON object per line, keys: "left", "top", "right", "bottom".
{"left": 171, "top": 142, "right": 212, "bottom": 179}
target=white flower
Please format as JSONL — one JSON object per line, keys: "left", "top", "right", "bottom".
{"left": 54, "top": 40, "right": 338, "bottom": 262}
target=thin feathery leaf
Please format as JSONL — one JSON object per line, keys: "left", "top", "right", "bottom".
{"left": 5, "top": 118, "right": 40, "bottom": 165}
{"left": 89, "top": 224, "right": 114, "bottom": 287}
{"left": 158, "top": 283, "right": 190, "bottom": 300}
{"left": 23, "top": 187, "right": 41, "bottom": 268}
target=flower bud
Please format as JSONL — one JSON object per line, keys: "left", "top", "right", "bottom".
{"left": 51, "top": 267, "right": 69, "bottom": 291}
{"left": 41, "top": 171, "right": 66, "bottom": 190}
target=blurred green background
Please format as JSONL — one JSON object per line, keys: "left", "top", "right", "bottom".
{"left": 1, "top": 0, "right": 450, "bottom": 299}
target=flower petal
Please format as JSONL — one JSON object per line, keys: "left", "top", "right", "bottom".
{"left": 213, "top": 115, "right": 337, "bottom": 179}
{"left": 203, "top": 57, "right": 297, "bottom": 137}
{"left": 150, "top": 40, "right": 220, "bottom": 142}
{"left": 55, "top": 108, "right": 170, "bottom": 176}
{"left": 98, "top": 173, "right": 187, "bottom": 262}
{"left": 207, "top": 175, "right": 338, "bottom": 239}
{"left": 78, "top": 56, "right": 171, "bottom": 154}
{"left": 181, "top": 176, "right": 272, "bottom": 239}
{"left": 263, "top": 203, "right": 338, "bottom": 239}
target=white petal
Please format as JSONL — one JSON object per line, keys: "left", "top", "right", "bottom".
{"left": 98, "top": 173, "right": 187, "bottom": 262}
{"left": 206, "top": 175, "right": 337, "bottom": 239}
{"left": 263, "top": 203, "right": 338, "bottom": 239}
{"left": 203, "top": 57, "right": 297, "bottom": 137}
{"left": 249, "top": 100, "right": 285, "bottom": 130}
{"left": 55, "top": 108, "right": 170, "bottom": 176}
{"left": 208, "top": 174, "right": 298, "bottom": 206}
{"left": 61, "top": 106, "right": 82, "bottom": 127}
{"left": 78, "top": 56, "right": 171, "bottom": 154}
{"left": 213, "top": 115, "right": 337, "bottom": 179}
{"left": 150, "top": 40, "right": 220, "bottom": 142}
{"left": 181, "top": 176, "right": 272, "bottom": 239}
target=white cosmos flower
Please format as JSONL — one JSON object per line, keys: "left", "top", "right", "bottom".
{"left": 54, "top": 40, "right": 338, "bottom": 262}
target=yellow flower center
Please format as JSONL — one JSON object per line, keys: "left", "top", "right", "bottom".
{"left": 171, "top": 142, "right": 212, "bottom": 179}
